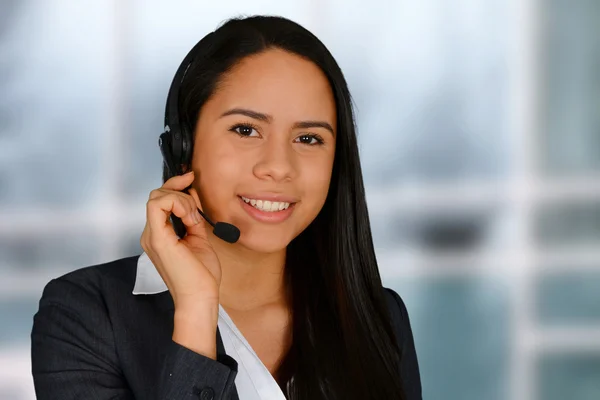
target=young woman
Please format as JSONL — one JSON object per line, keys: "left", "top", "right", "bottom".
{"left": 31, "top": 15, "right": 422, "bottom": 400}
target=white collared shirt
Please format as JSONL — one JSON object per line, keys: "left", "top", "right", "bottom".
{"left": 132, "top": 252, "right": 288, "bottom": 400}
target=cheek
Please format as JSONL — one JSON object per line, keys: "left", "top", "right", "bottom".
{"left": 193, "top": 146, "right": 242, "bottom": 207}
{"left": 302, "top": 157, "right": 334, "bottom": 209}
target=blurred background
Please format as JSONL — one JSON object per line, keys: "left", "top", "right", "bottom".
{"left": 1, "top": 0, "right": 599, "bottom": 399}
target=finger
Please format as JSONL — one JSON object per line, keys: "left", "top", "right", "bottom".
{"left": 148, "top": 188, "right": 204, "bottom": 236}
{"left": 161, "top": 170, "right": 195, "bottom": 191}
{"left": 185, "top": 187, "right": 210, "bottom": 239}
{"left": 149, "top": 187, "right": 194, "bottom": 201}
{"left": 146, "top": 193, "right": 200, "bottom": 241}
{"left": 188, "top": 187, "right": 203, "bottom": 212}
{"left": 150, "top": 189, "right": 202, "bottom": 228}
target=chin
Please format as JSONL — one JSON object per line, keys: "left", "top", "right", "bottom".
{"left": 239, "top": 233, "right": 291, "bottom": 254}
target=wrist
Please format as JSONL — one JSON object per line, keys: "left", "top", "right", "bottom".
{"left": 174, "top": 301, "right": 219, "bottom": 326}
{"left": 173, "top": 304, "right": 219, "bottom": 360}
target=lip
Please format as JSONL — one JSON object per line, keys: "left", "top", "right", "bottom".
{"left": 238, "top": 196, "right": 296, "bottom": 223}
{"left": 238, "top": 193, "right": 300, "bottom": 203}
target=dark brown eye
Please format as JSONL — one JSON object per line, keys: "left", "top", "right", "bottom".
{"left": 230, "top": 123, "right": 259, "bottom": 138}
{"left": 237, "top": 125, "right": 254, "bottom": 136}
{"left": 296, "top": 134, "right": 324, "bottom": 146}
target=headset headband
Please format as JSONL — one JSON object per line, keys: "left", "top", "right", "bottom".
{"left": 162, "top": 32, "right": 214, "bottom": 165}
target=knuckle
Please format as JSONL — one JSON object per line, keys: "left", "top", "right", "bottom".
{"left": 148, "top": 189, "right": 160, "bottom": 200}
{"left": 187, "top": 196, "right": 197, "bottom": 212}
{"left": 146, "top": 197, "right": 157, "bottom": 209}
{"left": 179, "top": 194, "right": 194, "bottom": 214}
{"left": 149, "top": 188, "right": 168, "bottom": 201}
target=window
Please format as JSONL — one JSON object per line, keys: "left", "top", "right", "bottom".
{"left": 0, "top": 1, "right": 597, "bottom": 399}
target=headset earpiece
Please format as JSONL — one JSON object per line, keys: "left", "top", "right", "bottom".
{"left": 158, "top": 31, "right": 240, "bottom": 243}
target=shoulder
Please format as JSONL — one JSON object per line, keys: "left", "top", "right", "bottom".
{"left": 36, "top": 254, "right": 141, "bottom": 312}
{"left": 31, "top": 255, "right": 143, "bottom": 377}
{"left": 382, "top": 286, "right": 423, "bottom": 399}
{"left": 382, "top": 286, "right": 411, "bottom": 324}
{"left": 381, "top": 286, "right": 414, "bottom": 345}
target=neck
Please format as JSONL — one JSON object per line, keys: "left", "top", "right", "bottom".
{"left": 208, "top": 232, "right": 288, "bottom": 312}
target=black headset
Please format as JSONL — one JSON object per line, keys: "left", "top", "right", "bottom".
{"left": 158, "top": 34, "right": 214, "bottom": 177}
{"left": 157, "top": 33, "right": 240, "bottom": 243}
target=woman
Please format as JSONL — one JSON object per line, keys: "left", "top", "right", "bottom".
{"left": 31, "top": 15, "right": 421, "bottom": 400}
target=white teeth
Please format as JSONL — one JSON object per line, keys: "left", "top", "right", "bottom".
{"left": 241, "top": 196, "right": 291, "bottom": 212}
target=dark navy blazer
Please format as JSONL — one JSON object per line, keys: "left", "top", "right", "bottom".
{"left": 30, "top": 254, "right": 422, "bottom": 399}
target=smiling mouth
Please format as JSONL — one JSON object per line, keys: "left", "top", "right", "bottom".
{"left": 239, "top": 196, "right": 295, "bottom": 212}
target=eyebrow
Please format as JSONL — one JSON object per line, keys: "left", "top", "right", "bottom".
{"left": 219, "top": 108, "right": 335, "bottom": 137}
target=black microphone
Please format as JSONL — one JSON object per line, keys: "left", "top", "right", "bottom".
{"left": 187, "top": 194, "right": 240, "bottom": 244}
{"left": 159, "top": 136, "right": 241, "bottom": 244}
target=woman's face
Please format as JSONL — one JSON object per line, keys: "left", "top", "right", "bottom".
{"left": 191, "top": 48, "right": 337, "bottom": 254}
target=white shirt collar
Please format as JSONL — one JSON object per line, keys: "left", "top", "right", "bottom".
{"left": 132, "top": 252, "right": 169, "bottom": 295}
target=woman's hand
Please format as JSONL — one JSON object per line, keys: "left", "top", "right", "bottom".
{"left": 140, "top": 170, "right": 221, "bottom": 312}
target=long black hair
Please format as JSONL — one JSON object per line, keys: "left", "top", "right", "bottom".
{"left": 168, "top": 15, "right": 406, "bottom": 400}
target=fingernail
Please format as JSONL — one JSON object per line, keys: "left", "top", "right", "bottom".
{"left": 195, "top": 210, "right": 202, "bottom": 224}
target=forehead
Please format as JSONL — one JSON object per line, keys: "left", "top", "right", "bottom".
{"left": 207, "top": 48, "right": 336, "bottom": 126}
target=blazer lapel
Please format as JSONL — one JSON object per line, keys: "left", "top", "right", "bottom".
{"left": 217, "top": 325, "right": 240, "bottom": 400}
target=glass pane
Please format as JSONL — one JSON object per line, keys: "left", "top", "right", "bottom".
{"left": 371, "top": 207, "right": 508, "bottom": 252}
{"left": 540, "top": 0, "right": 600, "bottom": 176}
{"left": 0, "top": 298, "right": 38, "bottom": 346}
{"left": 536, "top": 271, "right": 600, "bottom": 325}
{"left": 385, "top": 277, "right": 509, "bottom": 400}
{"left": 328, "top": 1, "right": 512, "bottom": 184}
{"left": 0, "top": 231, "right": 103, "bottom": 272}
{"left": 537, "top": 354, "right": 600, "bottom": 400}
{"left": 119, "top": 229, "right": 144, "bottom": 257}
{"left": 535, "top": 200, "right": 600, "bottom": 246}
{"left": 0, "top": 1, "right": 116, "bottom": 208}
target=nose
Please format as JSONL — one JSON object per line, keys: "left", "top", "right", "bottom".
{"left": 252, "top": 136, "right": 297, "bottom": 182}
